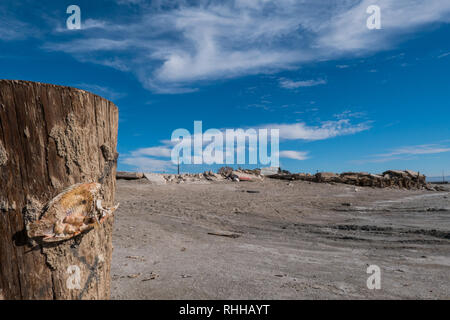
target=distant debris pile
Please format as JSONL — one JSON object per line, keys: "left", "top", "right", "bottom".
{"left": 116, "top": 169, "right": 443, "bottom": 190}
{"left": 267, "top": 169, "right": 439, "bottom": 190}
{"left": 116, "top": 168, "right": 263, "bottom": 184}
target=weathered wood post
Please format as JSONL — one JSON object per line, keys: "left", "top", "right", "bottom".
{"left": 0, "top": 80, "right": 118, "bottom": 299}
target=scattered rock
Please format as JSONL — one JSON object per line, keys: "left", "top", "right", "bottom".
{"left": 127, "top": 273, "right": 141, "bottom": 279}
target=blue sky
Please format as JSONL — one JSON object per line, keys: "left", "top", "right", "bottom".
{"left": 1, "top": 0, "right": 449, "bottom": 176}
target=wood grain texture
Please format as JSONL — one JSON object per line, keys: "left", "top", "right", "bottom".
{"left": 0, "top": 80, "right": 118, "bottom": 299}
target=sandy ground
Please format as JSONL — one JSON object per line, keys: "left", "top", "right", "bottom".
{"left": 110, "top": 179, "right": 450, "bottom": 299}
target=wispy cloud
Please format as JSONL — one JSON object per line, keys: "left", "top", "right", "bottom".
{"left": 279, "top": 78, "right": 327, "bottom": 89}
{"left": 0, "top": 12, "right": 36, "bottom": 41}
{"left": 122, "top": 157, "right": 175, "bottom": 172}
{"left": 131, "top": 146, "right": 172, "bottom": 158}
{"left": 354, "top": 143, "right": 450, "bottom": 164}
{"left": 116, "top": 0, "right": 145, "bottom": 5}
{"left": 269, "top": 119, "right": 371, "bottom": 141}
{"left": 279, "top": 150, "right": 309, "bottom": 161}
{"left": 377, "top": 144, "right": 450, "bottom": 157}
{"left": 334, "top": 110, "right": 367, "bottom": 120}
{"left": 438, "top": 52, "right": 450, "bottom": 59}
{"left": 55, "top": 19, "right": 109, "bottom": 33}
{"left": 37, "top": 0, "right": 450, "bottom": 93}
{"left": 318, "top": 1, "right": 450, "bottom": 52}
{"left": 45, "top": 39, "right": 130, "bottom": 53}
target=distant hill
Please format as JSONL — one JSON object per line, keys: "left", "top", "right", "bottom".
{"left": 427, "top": 176, "right": 450, "bottom": 183}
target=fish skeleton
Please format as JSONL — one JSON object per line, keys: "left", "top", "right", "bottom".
{"left": 26, "top": 182, "right": 119, "bottom": 242}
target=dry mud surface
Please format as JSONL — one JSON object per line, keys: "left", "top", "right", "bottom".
{"left": 111, "top": 179, "right": 449, "bottom": 299}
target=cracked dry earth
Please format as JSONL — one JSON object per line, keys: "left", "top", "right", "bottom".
{"left": 111, "top": 179, "right": 450, "bottom": 299}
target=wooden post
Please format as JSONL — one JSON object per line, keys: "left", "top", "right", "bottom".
{"left": 0, "top": 80, "right": 118, "bottom": 300}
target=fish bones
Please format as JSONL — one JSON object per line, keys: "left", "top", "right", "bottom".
{"left": 26, "top": 182, "right": 119, "bottom": 242}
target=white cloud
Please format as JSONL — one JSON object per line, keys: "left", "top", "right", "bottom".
{"left": 267, "top": 119, "right": 371, "bottom": 141}
{"left": 279, "top": 78, "right": 327, "bottom": 89}
{"left": 334, "top": 110, "right": 367, "bottom": 120}
{"left": 318, "top": 0, "right": 450, "bottom": 53}
{"left": 377, "top": 144, "right": 450, "bottom": 157}
{"left": 131, "top": 146, "right": 172, "bottom": 158}
{"left": 45, "top": 39, "right": 130, "bottom": 53}
{"left": 54, "top": 19, "right": 109, "bottom": 33}
{"left": 279, "top": 150, "right": 309, "bottom": 160}
{"left": 438, "top": 52, "right": 450, "bottom": 59}
{"left": 38, "top": 0, "right": 450, "bottom": 93}
{"left": 121, "top": 157, "right": 175, "bottom": 172}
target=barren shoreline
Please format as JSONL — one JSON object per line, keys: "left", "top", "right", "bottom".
{"left": 111, "top": 179, "right": 449, "bottom": 299}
